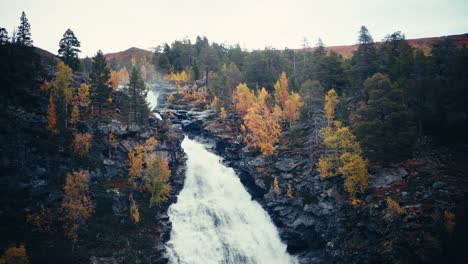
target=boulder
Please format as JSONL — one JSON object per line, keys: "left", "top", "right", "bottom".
{"left": 275, "top": 157, "right": 300, "bottom": 172}
{"left": 432, "top": 181, "right": 446, "bottom": 190}
{"left": 369, "top": 167, "right": 408, "bottom": 188}
{"left": 108, "top": 189, "right": 127, "bottom": 216}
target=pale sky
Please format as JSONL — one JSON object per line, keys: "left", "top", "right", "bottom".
{"left": 0, "top": 0, "right": 467, "bottom": 57}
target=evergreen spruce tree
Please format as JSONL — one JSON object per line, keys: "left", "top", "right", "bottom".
{"left": 353, "top": 73, "right": 415, "bottom": 162}
{"left": 350, "top": 26, "right": 378, "bottom": 88}
{"left": 379, "top": 31, "right": 414, "bottom": 82}
{"left": 58, "top": 29, "right": 81, "bottom": 70}
{"left": 0, "top": 28, "right": 9, "bottom": 45}
{"left": 123, "top": 67, "right": 149, "bottom": 126}
{"left": 16, "top": 11, "right": 33, "bottom": 46}
{"left": 90, "top": 50, "right": 111, "bottom": 115}
{"left": 313, "top": 38, "right": 326, "bottom": 59}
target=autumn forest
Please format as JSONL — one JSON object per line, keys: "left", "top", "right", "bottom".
{"left": 1, "top": 7, "right": 467, "bottom": 264}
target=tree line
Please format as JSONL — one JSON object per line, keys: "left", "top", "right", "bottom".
{"left": 153, "top": 27, "right": 468, "bottom": 163}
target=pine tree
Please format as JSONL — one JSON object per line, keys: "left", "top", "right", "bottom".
{"left": 0, "top": 27, "right": 9, "bottom": 45}
{"left": 16, "top": 11, "right": 33, "bottom": 46}
{"left": 353, "top": 73, "right": 415, "bottom": 162}
{"left": 379, "top": 31, "right": 414, "bottom": 82}
{"left": 58, "top": 29, "right": 81, "bottom": 70}
{"left": 90, "top": 50, "right": 111, "bottom": 114}
{"left": 350, "top": 26, "right": 378, "bottom": 89}
{"left": 313, "top": 38, "right": 326, "bottom": 59}
{"left": 299, "top": 80, "right": 323, "bottom": 121}
{"left": 314, "top": 52, "right": 347, "bottom": 94}
{"left": 123, "top": 67, "right": 149, "bottom": 126}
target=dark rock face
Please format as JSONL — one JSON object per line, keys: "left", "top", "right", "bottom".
{"left": 163, "top": 97, "right": 468, "bottom": 264}
{"left": 0, "top": 81, "right": 187, "bottom": 263}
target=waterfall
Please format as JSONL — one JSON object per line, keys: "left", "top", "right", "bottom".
{"left": 166, "top": 137, "right": 296, "bottom": 264}
{"left": 146, "top": 89, "right": 160, "bottom": 111}
{"left": 146, "top": 88, "right": 162, "bottom": 120}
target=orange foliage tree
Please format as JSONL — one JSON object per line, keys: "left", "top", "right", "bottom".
{"left": 444, "top": 211, "right": 456, "bottom": 235}
{"left": 140, "top": 64, "right": 147, "bottom": 80}
{"left": 287, "top": 184, "right": 293, "bottom": 199}
{"left": 233, "top": 83, "right": 256, "bottom": 118}
{"left": 129, "top": 194, "right": 140, "bottom": 223}
{"left": 118, "top": 67, "right": 130, "bottom": 85}
{"left": 273, "top": 176, "right": 280, "bottom": 194}
{"left": 319, "top": 89, "right": 368, "bottom": 202}
{"left": 243, "top": 88, "right": 282, "bottom": 155}
{"left": 0, "top": 245, "right": 29, "bottom": 264}
{"left": 26, "top": 205, "right": 53, "bottom": 233}
{"left": 61, "top": 171, "right": 94, "bottom": 241}
{"left": 108, "top": 71, "right": 119, "bottom": 90}
{"left": 210, "top": 96, "right": 220, "bottom": 111}
{"left": 220, "top": 107, "right": 227, "bottom": 121}
{"left": 324, "top": 89, "right": 339, "bottom": 124}
{"left": 69, "top": 104, "right": 80, "bottom": 130}
{"left": 386, "top": 197, "right": 404, "bottom": 217}
{"left": 165, "top": 70, "right": 189, "bottom": 84}
{"left": 144, "top": 154, "right": 172, "bottom": 207}
{"left": 47, "top": 94, "right": 58, "bottom": 133}
{"left": 72, "top": 133, "right": 92, "bottom": 157}
{"left": 50, "top": 62, "right": 74, "bottom": 129}
{"left": 143, "top": 137, "right": 158, "bottom": 156}
{"left": 274, "top": 72, "right": 290, "bottom": 109}
{"left": 284, "top": 92, "right": 304, "bottom": 126}
{"left": 107, "top": 133, "right": 118, "bottom": 159}
{"left": 128, "top": 144, "right": 144, "bottom": 188}
{"left": 78, "top": 83, "right": 90, "bottom": 107}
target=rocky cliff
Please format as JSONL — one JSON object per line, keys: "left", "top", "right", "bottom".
{"left": 0, "top": 57, "right": 187, "bottom": 263}
{"left": 163, "top": 94, "right": 468, "bottom": 263}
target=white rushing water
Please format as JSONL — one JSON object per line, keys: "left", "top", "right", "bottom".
{"left": 146, "top": 89, "right": 162, "bottom": 120}
{"left": 166, "top": 137, "right": 296, "bottom": 264}
{"left": 146, "top": 89, "right": 160, "bottom": 111}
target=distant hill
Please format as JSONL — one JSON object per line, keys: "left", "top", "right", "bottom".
{"left": 308, "top": 33, "right": 468, "bottom": 58}
{"left": 104, "top": 47, "right": 153, "bottom": 69}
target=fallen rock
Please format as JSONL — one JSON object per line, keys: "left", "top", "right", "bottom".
{"left": 369, "top": 167, "right": 408, "bottom": 188}
{"left": 275, "top": 157, "right": 299, "bottom": 172}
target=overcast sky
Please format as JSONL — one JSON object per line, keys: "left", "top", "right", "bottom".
{"left": 1, "top": 0, "right": 467, "bottom": 57}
